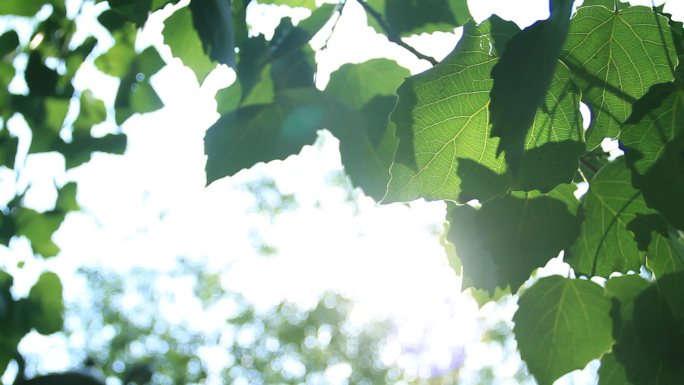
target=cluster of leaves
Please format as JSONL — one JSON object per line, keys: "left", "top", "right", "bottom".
{"left": 171, "top": 0, "right": 684, "bottom": 384}
{"left": 2, "top": 0, "right": 684, "bottom": 384}
{"left": 0, "top": 0, "right": 172, "bottom": 374}
{"left": 64, "top": 262, "right": 397, "bottom": 385}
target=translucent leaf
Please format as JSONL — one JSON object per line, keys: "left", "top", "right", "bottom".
{"left": 565, "top": 159, "right": 661, "bottom": 277}
{"left": 385, "top": 17, "right": 584, "bottom": 204}
{"left": 620, "top": 87, "right": 684, "bottom": 231}
{"left": 561, "top": 6, "right": 678, "bottom": 149}
{"left": 514, "top": 276, "right": 614, "bottom": 385}
{"left": 163, "top": 6, "right": 217, "bottom": 84}
{"left": 325, "top": 58, "right": 409, "bottom": 109}
{"left": 205, "top": 89, "right": 396, "bottom": 200}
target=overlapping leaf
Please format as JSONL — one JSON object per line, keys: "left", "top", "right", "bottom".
{"left": 445, "top": 203, "right": 499, "bottom": 293}
{"left": 206, "top": 88, "right": 397, "bottom": 200}
{"left": 489, "top": 0, "right": 573, "bottom": 173}
{"left": 365, "top": 0, "right": 471, "bottom": 37}
{"left": 620, "top": 86, "right": 684, "bottom": 231}
{"left": 163, "top": 6, "right": 216, "bottom": 83}
{"left": 561, "top": 6, "right": 678, "bottom": 149}
{"left": 188, "top": 0, "right": 236, "bottom": 68}
{"left": 514, "top": 275, "right": 614, "bottom": 385}
{"left": 325, "top": 58, "right": 409, "bottom": 109}
{"left": 385, "top": 17, "right": 584, "bottom": 204}
{"left": 565, "top": 159, "right": 659, "bottom": 277}
{"left": 473, "top": 184, "right": 581, "bottom": 292}
{"left": 600, "top": 283, "right": 684, "bottom": 385}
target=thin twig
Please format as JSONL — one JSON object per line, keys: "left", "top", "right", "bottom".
{"left": 355, "top": 0, "right": 438, "bottom": 66}
{"left": 321, "top": 1, "right": 345, "bottom": 50}
{"left": 651, "top": 3, "right": 682, "bottom": 86}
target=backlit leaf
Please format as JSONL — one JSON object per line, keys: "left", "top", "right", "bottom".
{"left": 473, "top": 184, "right": 581, "bottom": 292}
{"left": 514, "top": 276, "right": 614, "bottom": 385}
{"left": 325, "top": 59, "right": 409, "bottom": 109}
{"left": 620, "top": 86, "right": 684, "bottom": 231}
{"left": 561, "top": 6, "right": 678, "bottom": 149}
{"left": 565, "top": 159, "right": 661, "bottom": 277}
{"left": 163, "top": 5, "right": 216, "bottom": 84}
{"left": 489, "top": 0, "right": 573, "bottom": 173}
{"left": 385, "top": 17, "right": 584, "bottom": 204}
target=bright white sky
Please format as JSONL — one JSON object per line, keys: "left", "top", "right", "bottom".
{"left": 1, "top": 0, "right": 683, "bottom": 384}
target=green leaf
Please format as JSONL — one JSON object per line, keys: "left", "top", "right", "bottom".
{"left": 113, "top": 46, "right": 165, "bottom": 124}
{"left": 598, "top": 320, "right": 684, "bottom": 385}
{"left": 14, "top": 183, "right": 79, "bottom": 257}
{"left": 73, "top": 90, "right": 107, "bottom": 132}
{"left": 446, "top": 202, "right": 499, "bottom": 293}
{"left": 385, "top": 17, "right": 517, "bottom": 203}
{"left": 566, "top": 158, "right": 661, "bottom": 277}
{"left": 334, "top": 95, "right": 398, "bottom": 200}
{"left": 473, "top": 184, "right": 581, "bottom": 292}
{"left": 0, "top": 0, "right": 47, "bottom": 16}
{"left": 514, "top": 276, "right": 614, "bottom": 385}
{"left": 620, "top": 87, "right": 684, "bottom": 231}
{"left": 467, "top": 286, "right": 510, "bottom": 308}
{"left": 325, "top": 59, "right": 409, "bottom": 109}
{"left": 94, "top": 36, "right": 137, "bottom": 78}
{"left": 365, "top": 0, "right": 471, "bottom": 37}
{"left": 385, "top": 17, "right": 584, "bottom": 204}
{"left": 26, "top": 272, "right": 64, "bottom": 335}
{"left": 206, "top": 88, "right": 396, "bottom": 200}
{"left": 163, "top": 5, "right": 217, "bottom": 83}
{"left": 578, "top": 0, "right": 629, "bottom": 11}
{"left": 658, "top": 270, "right": 684, "bottom": 323}
{"left": 107, "top": 0, "right": 153, "bottom": 27}
{"left": 561, "top": 6, "right": 678, "bottom": 149}
{"left": 0, "top": 31, "right": 19, "bottom": 58}
{"left": 0, "top": 127, "right": 18, "bottom": 169}
{"left": 188, "top": 0, "right": 236, "bottom": 68}
{"left": 258, "top": 0, "right": 317, "bottom": 10}
{"left": 489, "top": 0, "right": 573, "bottom": 173}
{"left": 604, "top": 274, "right": 650, "bottom": 335}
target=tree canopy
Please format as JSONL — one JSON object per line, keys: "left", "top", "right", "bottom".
{"left": 1, "top": 0, "right": 684, "bottom": 384}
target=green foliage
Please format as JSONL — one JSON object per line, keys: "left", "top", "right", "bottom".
{"left": 2, "top": 0, "right": 684, "bottom": 384}
{"left": 514, "top": 276, "right": 614, "bottom": 385}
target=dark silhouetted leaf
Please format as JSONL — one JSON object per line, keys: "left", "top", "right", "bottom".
{"left": 446, "top": 202, "right": 499, "bottom": 293}
{"left": 189, "top": 0, "right": 236, "bottom": 68}
{"left": 473, "top": 184, "right": 581, "bottom": 292}
{"left": 365, "top": 0, "right": 471, "bottom": 37}
{"left": 620, "top": 87, "right": 684, "bottom": 231}
{"left": 489, "top": 0, "right": 573, "bottom": 173}
{"left": 514, "top": 276, "right": 614, "bottom": 385}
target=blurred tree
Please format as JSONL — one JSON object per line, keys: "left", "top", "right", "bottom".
{"left": 56, "top": 259, "right": 397, "bottom": 385}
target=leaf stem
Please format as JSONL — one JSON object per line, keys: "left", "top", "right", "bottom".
{"left": 355, "top": 0, "right": 438, "bottom": 66}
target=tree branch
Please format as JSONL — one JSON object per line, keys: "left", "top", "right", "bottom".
{"left": 355, "top": 0, "right": 438, "bottom": 66}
